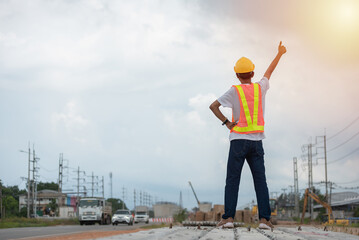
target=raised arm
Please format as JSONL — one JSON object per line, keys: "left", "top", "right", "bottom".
{"left": 264, "top": 41, "right": 287, "bottom": 80}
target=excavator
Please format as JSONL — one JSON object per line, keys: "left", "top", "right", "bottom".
{"left": 301, "top": 188, "right": 334, "bottom": 225}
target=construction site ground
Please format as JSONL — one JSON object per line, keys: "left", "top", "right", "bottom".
{"left": 94, "top": 225, "right": 359, "bottom": 240}
{"left": 3, "top": 223, "right": 359, "bottom": 240}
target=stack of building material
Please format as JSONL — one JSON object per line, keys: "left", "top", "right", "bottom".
{"left": 204, "top": 211, "right": 214, "bottom": 221}
{"left": 243, "top": 210, "right": 252, "bottom": 223}
{"left": 212, "top": 204, "right": 224, "bottom": 221}
{"left": 234, "top": 210, "right": 243, "bottom": 222}
{"left": 195, "top": 211, "right": 205, "bottom": 221}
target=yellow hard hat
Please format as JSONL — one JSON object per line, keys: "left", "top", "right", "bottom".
{"left": 234, "top": 57, "right": 255, "bottom": 73}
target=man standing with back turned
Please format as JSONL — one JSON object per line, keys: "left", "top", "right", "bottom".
{"left": 209, "top": 42, "right": 287, "bottom": 229}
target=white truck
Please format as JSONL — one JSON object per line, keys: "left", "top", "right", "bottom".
{"left": 134, "top": 206, "right": 150, "bottom": 224}
{"left": 78, "top": 197, "right": 112, "bottom": 225}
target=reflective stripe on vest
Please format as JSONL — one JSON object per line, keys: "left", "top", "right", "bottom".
{"left": 231, "top": 83, "right": 265, "bottom": 134}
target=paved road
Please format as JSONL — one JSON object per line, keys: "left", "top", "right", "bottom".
{"left": 0, "top": 223, "right": 148, "bottom": 240}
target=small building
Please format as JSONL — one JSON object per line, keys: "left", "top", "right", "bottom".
{"left": 199, "top": 202, "right": 212, "bottom": 213}
{"left": 19, "top": 190, "right": 77, "bottom": 218}
{"left": 153, "top": 202, "right": 180, "bottom": 218}
{"left": 313, "top": 191, "right": 359, "bottom": 218}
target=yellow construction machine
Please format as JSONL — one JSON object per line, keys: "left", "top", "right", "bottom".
{"left": 301, "top": 188, "right": 334, "bottom": 225}
{"left": 251, "top": 198, "right": 278, "bottom": 224}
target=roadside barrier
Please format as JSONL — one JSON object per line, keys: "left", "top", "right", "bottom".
{"left": 150, "top": 218, "right": 173, "bottom": 223}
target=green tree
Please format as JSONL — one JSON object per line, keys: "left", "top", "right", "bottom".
{"left": 354, "top": 207, "right": 359, "bottom": 217}
{"left": 19, "top": 206, "right": 27, "bottom": 217}
{"left": 173, "top": 209, "right": 188, "bottom": 223}
{"left": 37, "top": 182, "right": 59, "bottom": 191}
{"left": 3, "top": 195, "right": 18, "bottom": 217}
{"left": 107, "top": 198, "right": 127, "bottom": 214}
{"left": 0, "top": 180, "right": 27, "bottom": 218}
{"left": 1, "top": 185, "right": 26, "bottom": 202}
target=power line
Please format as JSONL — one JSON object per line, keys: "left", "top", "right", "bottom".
{"left": 327, "top": 131, "right": 359, "bottom": 152}
{"left": 325, "top": 146, "right": 359, "bottom": 165}
{"left": 327, "top": 115, "right": 359, "bottom": 141}
{"left": 333, "top": 183, "right": 359, "bottom": 190}
{"left": 336, "top": 179, "right": 359, "bottom": 185}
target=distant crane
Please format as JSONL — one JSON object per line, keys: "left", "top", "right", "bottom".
{"left": 188, "top": 181, "right": 200, "bottom": 206}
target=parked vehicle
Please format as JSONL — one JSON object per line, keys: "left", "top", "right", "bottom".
{"left": 135, "top": 211, "right": 149, "bottom": 224}
{"left": 78, "top": 198, "right": 112, "bottom": 225}
{"left": 112, "top": 209, "right": 134, "bottom": 225}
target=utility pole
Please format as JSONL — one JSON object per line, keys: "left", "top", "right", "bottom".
{"left": 293, "top": 157, "right": 299, "bottom": 217}
{"left": 308, "top": 143, "right": 314, "bottom": 220}
{"left": 179, "top": 191, "right": 183, "bottom": 209}
{"left": 324, "top": 134, "right": 328, "bottom": 200}
{"left": 109, "top": 172, "right": 113, "bottom": 199}
{"left": 329, "top": 181, "right": 333, "bottom": 206}
{"left": 27, "top": 144, "right": 31, "bottom": 218}
{"left": 32, "top": 146, "right": 39, "bottom": 217}
{"left": 316, "top": 133, "right": 328, "bottom": 201}
{"left": 58, "top": 153, "right": 63, "bottom": 193}
{"left": 0, "top": 182, "right": 3, "bottom": 219}
{"left": 134, "top": 189, "right": 136, "bottom": 210}
{"left": 19, "top": 144, "right": 32, "bottom": 218}
{"left": 77, "top": 167, "right": 80, "bottom": 207}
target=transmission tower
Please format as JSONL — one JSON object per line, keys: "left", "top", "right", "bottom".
{"left": 140, "top": 191, "right": 142, "bottom": 205}
{"left": 74, "top": 166, "right": 86, "bottom": 213}
{"left": 101, "top": 176, "right": 104, "bottom": 198}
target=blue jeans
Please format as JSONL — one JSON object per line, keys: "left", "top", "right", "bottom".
{"left": 222, "top": 139, "right": 271, "bottom": 221}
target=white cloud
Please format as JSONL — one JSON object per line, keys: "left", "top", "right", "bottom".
{"left": 51, "top": 101, "right": 89, "bottom": 142}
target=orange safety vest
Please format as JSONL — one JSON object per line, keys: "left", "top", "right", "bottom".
{"left": 231, "top": 83, "right": 265, "bottom": 134}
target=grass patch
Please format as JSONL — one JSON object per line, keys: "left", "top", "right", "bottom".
{"left": 140, "top": 223, "right": 167, "bottom": 229}
{"left": 0, "top": 217, "right": 79, "bottom": 229}
{"left": 292, "top": 217, "right": 311, "bottom": 224}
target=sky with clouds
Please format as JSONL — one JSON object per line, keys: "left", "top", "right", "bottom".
{"left": 1, "top": 0, "right": 359, "bottom": 211}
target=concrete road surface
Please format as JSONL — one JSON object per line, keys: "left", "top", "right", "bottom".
{"left": 0, "top": 223, "right": 147, "bottom": 240}
{"left": 97, "top": 226, "right": 359, "bottom": 240}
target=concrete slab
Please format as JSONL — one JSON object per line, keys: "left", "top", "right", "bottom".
{"left": 200, "top": 227, "right": 235, "bottom": 240}
{"left": 277, "top": 226, "right": 359, "bottom": 240}
{"left": 235, "top": 228, "right": 269, "bottom": 240}
{"left": 96, "top": 226, "right": 359, "bottom": 240}
{"left": 96, "top": 227, "right": 211, "bottom": 240}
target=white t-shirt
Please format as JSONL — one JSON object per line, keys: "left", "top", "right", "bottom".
{"left": 217, "top": 77, "right": 269, "bottom": 141}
